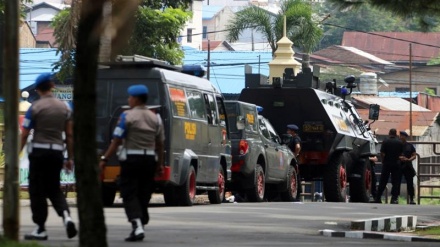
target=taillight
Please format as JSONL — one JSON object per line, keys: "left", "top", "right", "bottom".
{"left": 239, "top": 140, "right": 249, "bottom": 155}
{"left": 231, "top": 160, "right": 244, "bottom": 172}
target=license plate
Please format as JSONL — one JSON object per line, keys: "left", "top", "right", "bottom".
{"left": 303, "top": 122, "right": 324, "bottom": 132}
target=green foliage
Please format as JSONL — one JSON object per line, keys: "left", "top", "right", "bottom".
{"left": 425, "top": 88, "right": 436, "bottom": 96}
{"left": 315, "top": 3, "right": 433, "bottom": 49}
{"left": 226, "top": 0, "right": 322, "bottom": 55}
{"left": 326, "top": 0, "right": 440, "bottom": 32}
{"left": 121, "top": 7, "right": 190, "bottom": 65}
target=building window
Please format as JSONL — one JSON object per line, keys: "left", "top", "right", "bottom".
{"left": 396, "top": 87, "right": 410, "bottom": 92}
{"left": 202, "top": 26, "right": 207, "bottom": 39}
{"left": 187, "top": 28, "right": 193, "bottom": 43}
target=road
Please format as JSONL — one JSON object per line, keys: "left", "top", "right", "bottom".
{"left": 5, "top": 195, "right": 440, "bottom": 247}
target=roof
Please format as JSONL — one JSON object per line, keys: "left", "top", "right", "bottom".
{"left": 342, "top": 32, "right": 440, "bottom": 63}
{"left": 202, "top": 5, "right": 223, "bottom": 20}
{"left": 20, "top": 48, "right": 60, "bottom": 89}
{"left": 202, "top": 40, "right": 224, "bottom": 51}
{"left": 183, "top": 50, "right": 272, "bottom": 94}
{"left": 357, "top": 109, "right": 438, "bottom": 136}
{"left": 30, "top": 1, "right": 70, "bottom": 11}
{"left": 312, "top": 45, "right": 393, "bottom": 66}
{"left": 35, "top": 27, "right": 56, "bottom": 47}
{"left": 351, "top": 95, "right": 430, "bottom": 111}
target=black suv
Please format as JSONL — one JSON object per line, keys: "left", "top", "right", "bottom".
{"left": 225, "top": 101, "right": 297, "bottom": 202}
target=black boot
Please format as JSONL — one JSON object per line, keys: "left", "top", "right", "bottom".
{"left": 409, "top": 196, "right": 416, "bottom": 205}
{"left": 125, "top": 219, "right": 144, "bottom": 242}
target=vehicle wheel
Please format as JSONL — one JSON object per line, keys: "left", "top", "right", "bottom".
{"left": 177, "top": 166, "right": 196, "bottom": 206}
{"left": 324, "top": 152, "right": 348, "bottom": 202}
{"left": 208, "top": 166, "right": 225, "bottom": 204}
{"left": 246, "top": 164, "right": 265, "bottom": 202}
{"left": 280, "top": 165, "right": 298, "bottom": 202}
{"left": 349, "top": 158, "right": 372, "bottom": 203}
{"left": 163, "top": 186, "right": 178, "bottom": 206}
{"left": 101, "top": 183, "right": 116, "bottom": 207}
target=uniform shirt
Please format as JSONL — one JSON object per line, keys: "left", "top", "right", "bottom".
{"left": 402, "top": 142, "right": 416, "bottom": 159}
{"left": 380, "top": 136, "right": 403, "bottom": 166}
{"left": 288, "top": 135, "right": 301, "bottom": 154}
{"left": 22, "top": 95, "right": 72, "bottom": 145}
{"left": 113, "top": 106, "right": 165, "bottom": 149}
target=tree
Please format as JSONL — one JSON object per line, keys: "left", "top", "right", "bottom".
{"left": 327, "top": 0, "right": 440, "bottom": 31}
{"left": 52, "top": 0, "right": 191, "bottom": 81}
{"left": 226, "top": 0, "right": 322, "bottom": 56}
{"left": 314, "top": 2, "right": 433, "bottom": 49}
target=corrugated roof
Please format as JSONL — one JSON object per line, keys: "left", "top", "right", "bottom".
{"left": 312, "top": 45, "right": 393, "bottom": 66}
{"left": 351, "top": 95, "right": 430, "bottom": 111}
{"left": 202, "top": 5, "right": 223, "bottom": 19}
{"left": 20, "top": 48, "right": 60, "bottom": 89}
{"left": 358, "top": 109, "right": 438, "bottom": 136}
{"left": 342, "top": 32, "right": 440, "bottom": 62}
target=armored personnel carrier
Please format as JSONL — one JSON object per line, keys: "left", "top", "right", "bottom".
{"left": 239, "top": 69, "right": 379, "bottom": 202}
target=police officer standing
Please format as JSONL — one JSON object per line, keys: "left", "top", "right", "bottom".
{"left": 374, "top": 128, "right": 403, "bottom": 204}
{"left": 399, "top": 131, "right": 417, "bottom": 205}
{"left": 99, "top": 84, "right": 165, "bottom": 242}
{"left": 286, "top": 124, "right": 302, "bottom": 201}
{"left": 20, "top": 72, "right": 77, "bottom": 240}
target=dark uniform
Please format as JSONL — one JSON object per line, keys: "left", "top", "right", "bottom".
{"left": 375, "top": 129, "right": 403, "bottom": 204}
{"left": 400, "top": 131, "right": 417, "bottom": 204}
{"left": 21, "top": 72, "right": 77, "bottom": 240}
{"left": 286, "top": 124, "right": 302, "bottom": 201}
{"left": 100, "top": 84, "right": 165, "bottom": 242}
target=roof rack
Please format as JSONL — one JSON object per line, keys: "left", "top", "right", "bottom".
{"left": 99, "top": 54, "right": 181, "bottom": 71}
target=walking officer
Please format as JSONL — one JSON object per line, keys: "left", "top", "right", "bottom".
{"left": 286, "top": 124, "right": 302, "bottom": 201}
{"left": 399, "top": 131, "right": 417, "bottom": 204}
{"left": 99, "top": 84, "right": 165, "bottom": 242}
{"left": 20, "top": 72, "right": 77, "bottom": 240}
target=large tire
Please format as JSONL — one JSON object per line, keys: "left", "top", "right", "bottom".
{"left": 163, "top": 186, "right": 178, "bottom": 206}
{"left": 208, "top": 166, "right": 225, "bottom": 204}
{"left": 177, "top": 166, "right": 196, "bottom": 206}
{"left": 349, "top": 158, "right": 372, "bottom": 203}
{"left": 280, "top": 165, "right": 298, "bottom": 202}
{"left": 101, "top": 183, "right": 116, "bottom": 207}
{"left": 324, "top": 152, "right": 348, "bottom": 202}
{"left": 246, "top": 164, "right": 265, "bottom": 202}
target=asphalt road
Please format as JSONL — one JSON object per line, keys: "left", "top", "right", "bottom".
{"left": 5, "top": 195, "right": 440, "bottom": 247}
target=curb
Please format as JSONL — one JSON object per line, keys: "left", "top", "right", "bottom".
{"left": 319, "top": 229, "right": 440, "bottom": 242}
{"left": 351, "top": 215, "right": 417, "bottom": 231}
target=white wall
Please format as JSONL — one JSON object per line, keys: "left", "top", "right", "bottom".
{"left": 180, "top": 0, "right": 203, "bottom": 50}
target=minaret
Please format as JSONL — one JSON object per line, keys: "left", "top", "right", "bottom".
{"left": 268, "top": 16, "right": 301, "bottom": 84}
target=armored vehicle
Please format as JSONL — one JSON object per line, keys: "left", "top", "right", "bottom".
{"left": 239, "top": 70, "right": 379, "bottom": 202}
{"left": 97, "top": 58, "right": 232, "bottom": 206}
{"left": 225, "top": 101, "right": 297, "bottom": 202}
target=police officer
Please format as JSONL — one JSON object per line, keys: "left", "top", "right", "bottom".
{"left": 399, "top": 131, "right": 417, "bottom": 205}
{"left": 99, "top": 84, "right": 165, "bottom": 242}
{"left": 20, "top": 72, "right": 77, "bottom": 240}
{"left": 375, "top": 128, "right": 403, "bottom": 204}
{"left": 286, "top": 124, "right": 302, "bottom": 201}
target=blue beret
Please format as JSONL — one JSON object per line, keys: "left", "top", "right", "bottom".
{"left": 128, "top": 85, "right": 148, "bottom": 96}
{"left": 400, "top": 131, "right": 409, "bottom": 137}
{"left": 287, "top": 124, "right": 299, "bottom": 131}
{"left": 35, "top": 72, "right": 53, "bottom": 87}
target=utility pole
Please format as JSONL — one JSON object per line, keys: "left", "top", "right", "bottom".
{"left": 207, "top": 40, "right": 210, "bottom": 80}
{"left": 409, "top": 43, "right": 413, "bottom": 139}
{"left": 2, "top": 0, "right": 21, "bottom": 240}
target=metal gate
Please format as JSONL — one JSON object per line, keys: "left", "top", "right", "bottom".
{"left": 413, "top": 141, "right": 440, "bottom": 205}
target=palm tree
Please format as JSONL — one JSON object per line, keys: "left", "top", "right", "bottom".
{"left": 226, "top": 0, "right": 322, "bottom": 58}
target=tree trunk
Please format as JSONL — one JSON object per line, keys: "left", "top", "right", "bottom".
{"left": 73, "top": 1, "right": 107, "bottom": 246}
{"left": 302, "top": 53, "right": 310, "bottom": 70}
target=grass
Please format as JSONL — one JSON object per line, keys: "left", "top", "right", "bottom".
{"left": 0, "top": 236, "right": 44, "bottom": 247}
{"left": 415, "top": 226, "right": 440, "bottom": 239}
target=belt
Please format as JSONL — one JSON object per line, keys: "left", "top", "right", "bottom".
{"left": 126, "top": 149, "right": 155, "bottom": 156}
{"left": 32, "top": 142, "right": 64, "bottom": 151}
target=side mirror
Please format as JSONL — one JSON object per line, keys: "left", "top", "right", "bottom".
{"left": 281, "top": 134, "right": 292, "bottom": 145}
{"left": 236, "top": 116, "right": 245, "bottom": 130}
{"left": 368, "top": 104, "right": 380, "bottom": 120}
{"left": 272, "top": 136, "right": 281, "bottom": 144}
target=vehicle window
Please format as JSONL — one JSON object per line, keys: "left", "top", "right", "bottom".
{"left": 259, "top": 118, "right": 271, "bottom": 140}
{"left": 243, "top": 105, "right": 257, "bottom": 133}
{"left": 186, "top": 90, "right": 206, "bottom": 120}
{"left": 96, "top": 82, "right": 108, "bottom": 117}
{"left": 168, "top": 86, "right": 189, "bottom": 117}
{"left": 264, "top": 118, "right": 280, "bottom": 143}
{"left": 216, "top": 96, "right": 226, "bottom": 127}
{"left": 205, "top": 94, "right": 218, "bottom": 125}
